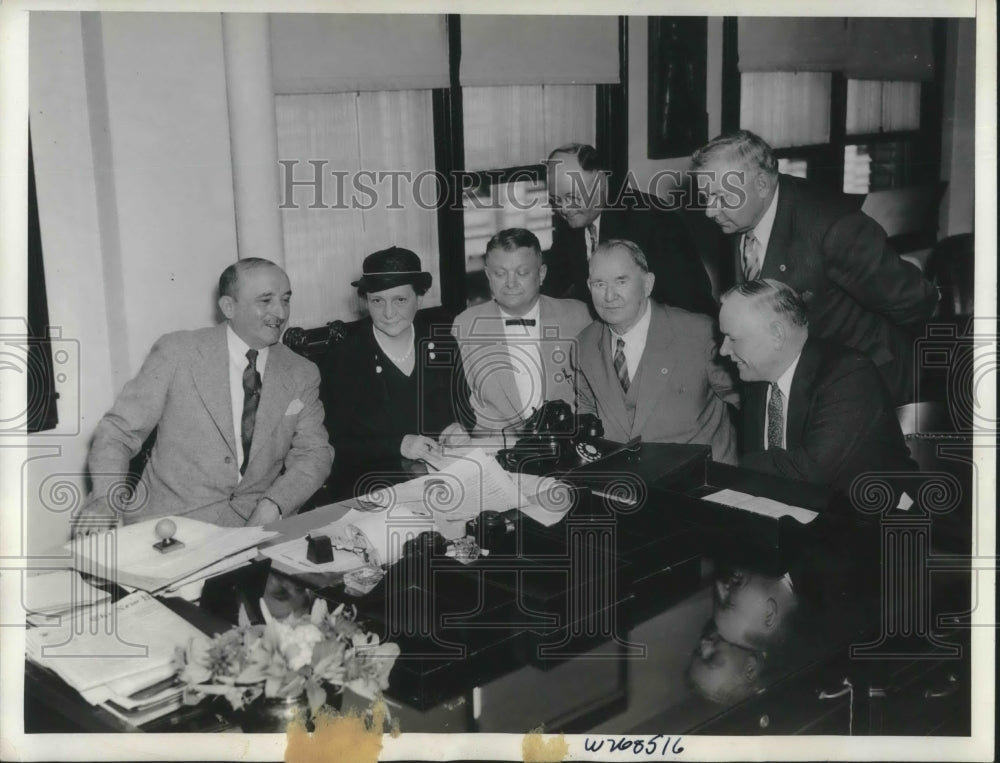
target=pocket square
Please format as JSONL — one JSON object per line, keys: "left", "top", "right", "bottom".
{"left": 284, "top": 399, "right": 305, "bottom": 416}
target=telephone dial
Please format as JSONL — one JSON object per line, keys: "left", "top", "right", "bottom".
{"left": 496, "top": 400, "right": 621, "bottom": 475}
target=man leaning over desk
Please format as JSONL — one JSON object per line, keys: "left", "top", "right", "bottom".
{"left": 73, "top": 258, "right": 334, "bottom": 535}
{"left": 444, "top": 228, "right": 591, "bottom": 441}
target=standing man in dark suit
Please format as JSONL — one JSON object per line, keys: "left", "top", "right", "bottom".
{"left": 575, "top": 240, "right": 738, "bottom": 464}
{"left": 719, "top": 279, "right": 916, "bottom": 492}
{"left": 543, "top": 143, "right": 716, "bottom": 316}
{"left": 692, "top": 130, "right": 939, "bottom": 405}
{"left": 75, "top": 258, "right": 334, "bottom": 533}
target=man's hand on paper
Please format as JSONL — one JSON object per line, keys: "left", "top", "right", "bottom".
{"left": 247, "top": 497, "right": 281, "bottom": 527}
{"left": 70, "top": 495, "right": 120, "bottom": 538}
{"left": 401, "top": 434, "right": 441, "bottom": 460}
{"left": 438, "top": 422, "right": 471, "bottom": 449}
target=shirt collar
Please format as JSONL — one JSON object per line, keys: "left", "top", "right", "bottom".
{"left": 774, "top": 348, "right": 801, "bottom": 402}
{"left": 227, "top": 324, "right": 269, "bottom": 370}
{"left": 498, "top": 298, "right": 541, "bottom": 324}
{"left": 611, "top": 298, "right": 653, "bottom": 345}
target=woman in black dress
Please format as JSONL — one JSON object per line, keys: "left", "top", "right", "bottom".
{"left": 321, "top": 247, "right": 467, "bottom": 499}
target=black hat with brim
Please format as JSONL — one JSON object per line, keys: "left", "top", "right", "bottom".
{"left": 351, "top": 246, "right": 433, "bottom": 294}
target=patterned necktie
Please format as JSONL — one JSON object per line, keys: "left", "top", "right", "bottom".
{"left": 766, "top": 383, "right": 784, "bottom": 450}
{"left": 587, "top": 223, "right": 598, "bottom": 258}
{"left": 743, "top": 231, "right": 761, "bottom": 281}
{"left": 240, "top": 349, "right": 261, "bottom": 475}
{"left": 613, "top": 337, "right": 630, "bottom": 393}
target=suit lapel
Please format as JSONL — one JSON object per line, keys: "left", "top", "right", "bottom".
{"left": 785, "top": 339, "right": 820, "bottom": 450}
{"left": 630, "top": 304, "right": 676, "bottom": 435}
{"left": 590, "top": 323, "right": 632, "bottom": 435}
{"left": 743, "top": 382, "right": 768, "bottom": 452}
{"left": 759, "top": 177, "right": 794, "bottom": 279}
{"left": 248, "top": 345, "right": 293, "bottom": 468}
{"left": 191, "top": 325, "right": 237, "bottom": 457}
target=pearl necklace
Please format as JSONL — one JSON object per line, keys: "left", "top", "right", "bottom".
{"left": 375, "top": 324, "right": 415, "bottom": 364}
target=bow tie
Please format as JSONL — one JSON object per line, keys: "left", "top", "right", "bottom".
{"left": 505, "top": 318, "right": 536, "bottom": 326}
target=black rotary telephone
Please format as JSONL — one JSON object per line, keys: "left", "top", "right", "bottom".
{"left": 497, "top": 400, "right": 617, "bottom": 475}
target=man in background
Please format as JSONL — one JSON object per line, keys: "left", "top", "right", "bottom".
{"left": 543, "top": 143, "right": 716, "bottom": 316}
{"left": 574, "top": 239, "right": 738, "bottom": 464}
{"left": 74, "top": 258, "right": 333, "bottom": 533}
{"left": 692, "top": 129, "right": 938, "bottom": 404}
{"left": 446, "top": 228, "right": 591, "bottom": 439}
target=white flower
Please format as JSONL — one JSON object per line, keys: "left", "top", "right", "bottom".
{"left": 277, "top": 622, "right": 324, "bottom": 672}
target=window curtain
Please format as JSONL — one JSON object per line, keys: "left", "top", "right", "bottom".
{"left": 846, "top": 80, "right": 921, "bottom": 134}
{"left": 462, "top": 85, "right": 596, "bottom": 171}
{"left": 275, "top": 90, "right": 440, "bottom": 326}
{"left": 459, "top": 16, "right": 619, "bottom": 87}
{"left": 740, "top": 72, "right": 831, "bottom": 148}
{"left": 269, "top": 14, "right": 449, "bottom": 93}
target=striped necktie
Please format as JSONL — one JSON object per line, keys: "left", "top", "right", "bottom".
{"left": 240, "top": 349, "right": 261, "bottom": 475}
{"left": 743, "top": 231, "right": 761, "bottom": 281}
{"left": 766, "top": 383, "right": 784, "bottom": 450}
{"left": 587, "top": 223, "right": 598, "bottom": 258}
{"left": 613, "top": 337, "right": 630, "bottom": 393}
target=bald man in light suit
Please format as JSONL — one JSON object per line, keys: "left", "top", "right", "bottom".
{"left": 75, "top": 259, "right": 333, "bottom": 533}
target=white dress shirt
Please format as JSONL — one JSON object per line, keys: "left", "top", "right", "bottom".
{"left": 498, "top": 300, "right": 544, "bottom": 418}
{"left": 764, "top": 350, "right": 800, "bottom": 450}
{"left": 227, "top": 325, "right": 269, "bottom": 479}
{"left": 742, "top": 184, "right": 780, "bottom": 274}
{"left": 609, "top": 298, "right": 653, "bottom": 382}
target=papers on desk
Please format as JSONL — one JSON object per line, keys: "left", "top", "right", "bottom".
{"left": 701, "top": 489, "right": 819, "bottom": 525}
{"left": 24, "top": 571, "right": 111, "bottom": 625}
{"left": 25, "top": 591, "right": 200, "bottom": 724}
{"left": 510, "top": 472, "right": 575, "bottom": 527}
{"left": 65, "top": 516, "right": 276, "bottom": 593}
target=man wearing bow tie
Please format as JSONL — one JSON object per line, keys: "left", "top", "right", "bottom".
{"left": 444, "top": 228, "right": 591, "bottom": 439}
{"left": 719, "top": 279, "right": 916, "bottom": 492}
{"left": 574, "top": 239, "right": 738, "bottom": 463}
{"left": 73, "top": 258, "right": 333, "bottom": 534}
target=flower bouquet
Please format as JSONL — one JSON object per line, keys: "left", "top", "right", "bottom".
{"left": 172, "top": 598, "right": 399, "bottom": 725}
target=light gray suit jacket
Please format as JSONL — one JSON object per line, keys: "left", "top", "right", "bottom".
{"left": 452, "top": 296, "right": 591, "bottom": 434}
{"left": 574, "top": 302, "right": 739, "bottom": 464}
{"left": 87, "top": 324, "right": 333, "bottom": 526}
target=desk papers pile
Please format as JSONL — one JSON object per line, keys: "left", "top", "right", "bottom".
{"left": 24, "top": 571, "right": 112, "bottom": 626}
{"left": 25, "top": 591, "right": 202, "bottom": 726}
{"left": 701, "top": 488, "right": 819, "bottom": 524}
{"left": 65, "top": 515, "right": 276, "bottom": 594}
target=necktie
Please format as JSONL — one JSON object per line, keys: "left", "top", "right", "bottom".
{"left": 742, "top": 231, "right": 761, "bottom": 281}
{"left": 240, "top": 349, "right": 261, "bottom": 475}
{"left": 586, "top": 223, "right": 598, "bottom": 258}
{"left": 766, "top": 383, "right": 784, "bottom": 450}
{"left": 613, "top": 337, "right": 630, "bottom": 393}
{"left": 505, "top": 318, "right": 536, "bottom": 327}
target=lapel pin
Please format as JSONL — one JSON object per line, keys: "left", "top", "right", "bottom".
{"left": 661, "top": 368, "right": 669, "bottom": 374}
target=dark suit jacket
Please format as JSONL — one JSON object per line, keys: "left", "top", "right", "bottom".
{"left": 575, "top": 302, "right": 739, "bottom": 464}
{"left": 542, "top": 191, "right": 717, "bottom": 316}
{"left": 320, "top": 312, "right": 467, "bottom": 496}
{"left": 88, "top": 324, "right": 333, "bottom": 525}
{"left": 740, "top": 337, "right": 917, "bottom": 493}
{"left": 726, "top": 175, "right": 939, "bottom": 405}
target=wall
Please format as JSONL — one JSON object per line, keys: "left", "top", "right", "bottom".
{"left": 627, "top": 16, "right": 724, "bottom": 194}
{"left": 939, "top": 17, "right": 975, "bottom": 238}
{"left": 28, "top": 11, "right": 238, "bottom": 551}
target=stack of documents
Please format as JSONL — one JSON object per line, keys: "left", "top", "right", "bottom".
{"left": 24, "top": 570, "right": 112, "bottom": 626}
{"left": 25, "top": 591, "right": 203, "bottom": 726}
{"left": 701, "top": 489, "right": 819, "bottom": 524}
{"left": 65, "top": 516, "right": 276, "bottom": 594}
